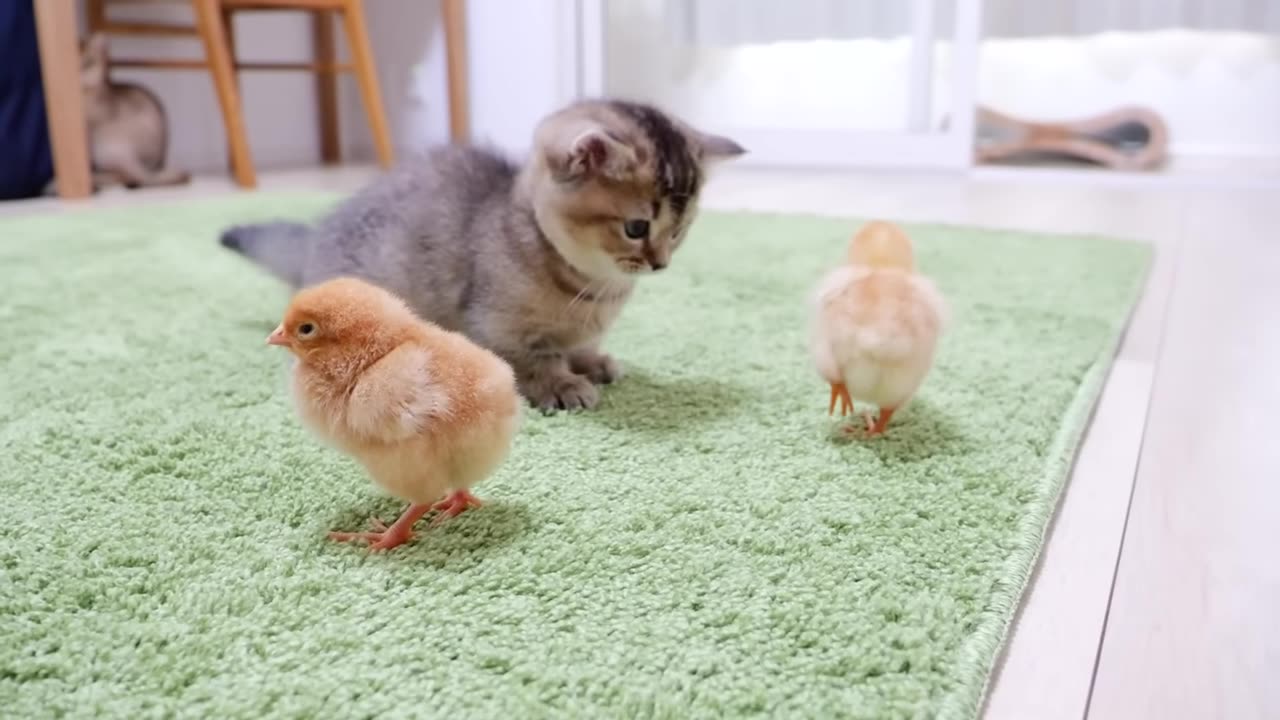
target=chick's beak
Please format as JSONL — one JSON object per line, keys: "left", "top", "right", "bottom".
{"left": 266, "top": 325, "right": 289, "bottom": 347}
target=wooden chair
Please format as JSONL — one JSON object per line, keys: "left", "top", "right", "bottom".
{"left": 85, "top": 0, "right": 437, "bottom": 189}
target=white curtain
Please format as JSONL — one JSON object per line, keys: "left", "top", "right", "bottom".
{"left": 665, "top": 0, "right": 1280, "bottom": 45}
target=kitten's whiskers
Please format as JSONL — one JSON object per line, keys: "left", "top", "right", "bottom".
{"left": 562, "top": 280, "right": 597, "bottom": 320}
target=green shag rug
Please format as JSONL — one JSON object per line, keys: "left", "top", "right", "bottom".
{"left": 0, "top": 193, "right": 1149, "bottom": 719}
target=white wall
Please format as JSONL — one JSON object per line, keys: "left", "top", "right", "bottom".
{"left": 87, "top": 0, "right": 451, "bottom": 175}
{"left": 459, "top": 0, "right": 578, "bottom": 158}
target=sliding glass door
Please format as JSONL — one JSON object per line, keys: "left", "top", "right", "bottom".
{"left": 575, "top": 0, "right": 982, "bottom": 169}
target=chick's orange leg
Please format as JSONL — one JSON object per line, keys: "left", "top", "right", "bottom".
{"left": 866, "top": 406, "right": 897, "bottom": 436}
{"left": 430, "top": 489, "right": 483, "bottom": 527}
{"left": 828, "top": 383, "right": 853, "bottom": 417}
{"left": 328, "top": 503, "right": 431, "bottom": 551}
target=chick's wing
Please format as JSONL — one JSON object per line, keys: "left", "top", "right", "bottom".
{"left": 344, "top": 343, "right": 449, "bottom": 444}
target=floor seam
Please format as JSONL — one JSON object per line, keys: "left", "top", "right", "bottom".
{"left": 1081, "top": 198, "right": 1190, "bottom": 720}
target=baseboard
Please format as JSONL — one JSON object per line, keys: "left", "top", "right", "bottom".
{"left": 1169, "top": 144, "right": 1280, "bottom": 161}
{"left": 971, "top": 159, "right": 1280, "bottom": 191}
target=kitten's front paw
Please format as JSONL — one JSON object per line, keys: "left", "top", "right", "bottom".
{"left": 524, "top": 372, "right": 600, "bottom": 413}
{"left": 569, "top": 350, "right": 623, "bottom": 385}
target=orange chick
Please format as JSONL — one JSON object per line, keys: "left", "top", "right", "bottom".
{"left": 267, "top": 277, "right": 522, "bottom": 551}
{"left": 808, "top": 221, "right": 947, "bottom": 436}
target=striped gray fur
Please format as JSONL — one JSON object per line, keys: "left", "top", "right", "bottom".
{"left": 219, "top": 99, "right": 744, "bottom": 412}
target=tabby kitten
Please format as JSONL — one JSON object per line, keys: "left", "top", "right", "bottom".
{"left": 219, "top": 98, "right": 744, "bottom": 411}
{"left": 80, "top": 33, "right": 188, "bottom": 190}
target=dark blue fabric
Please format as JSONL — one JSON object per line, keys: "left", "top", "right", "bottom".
{"left": 0, "top": 1, "right": 56, "bottom": 200}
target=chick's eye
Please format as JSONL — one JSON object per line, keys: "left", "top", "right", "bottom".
{"left": 623, "top": 219, "right": 650, "bottom": 240}
{"left": 297, "top": 322, "right": 316, "bottom": 338}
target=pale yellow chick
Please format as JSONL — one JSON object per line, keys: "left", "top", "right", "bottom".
{"left": 267, "top": 277, "right": 522, "bottom": 550}
{"left": 808, "top": 221, "right": 947, "bottom": 435}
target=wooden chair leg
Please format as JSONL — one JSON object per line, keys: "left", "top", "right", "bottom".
{"left": 221, "top": 7, "right": 237, "bottom": 69}
{"left": 221, "top": 7, "right": 242, "bottom": 173}
{"left": 35, "top": 0, "right": 93, "bottom": 199}
{"left": 442, "top": 0, "right": 469, "bottom": 143}
{"left": 86, "top": 0, "right": 107, "bottom": 33}
{"left": 312, "top": 10, "right": 341, "bottom": 165}
{"left": 192, "top": 0, "right": 255, "bottom": 188}
{"left": 339, "top": 0, "right": 392, "bottom": 168}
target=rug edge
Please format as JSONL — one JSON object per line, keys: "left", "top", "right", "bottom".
{"left": 937, "top": 247, "right": 1155, "bottom": 720}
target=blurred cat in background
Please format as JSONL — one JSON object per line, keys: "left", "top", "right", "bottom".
{"left": 220, "top": 99, "right": 745, "bottom": 412}
{"left": 77, "top": 33, "right": 188, "bottom": 191}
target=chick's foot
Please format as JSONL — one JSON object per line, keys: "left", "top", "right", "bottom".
{"left": 430, "top": 490, "right": 483, "bottom": 527}
{"left": 328, "top": 503, "right": 432, "bottom": 551}
{"left": 866, "top": 406, "right": 896, "bottom": 436}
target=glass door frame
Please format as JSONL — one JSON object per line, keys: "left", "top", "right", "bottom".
{"left": 572, "top": 0, "right": 983, "bottom": 170}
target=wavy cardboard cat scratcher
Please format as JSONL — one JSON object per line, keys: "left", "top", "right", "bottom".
{"left": 974, "top": 105, "right": 1169, "bottom": 171}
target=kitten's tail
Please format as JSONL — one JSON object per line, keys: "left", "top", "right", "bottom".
{"left": 218, "top": 221, "right": 312, "bottom": 287}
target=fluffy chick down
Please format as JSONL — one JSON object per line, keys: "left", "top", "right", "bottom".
{"left": 273, "top": 277, "right": 522, "bottom": 508}
{"left": 809, "top": 221, "right": 948, "bottom": 430}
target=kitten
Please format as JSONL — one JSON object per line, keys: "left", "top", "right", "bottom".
{"left": 79, "top": 33, "right": 189, "bottom": 190}
{"left": 219, "top": 98, "right": 744, "bottom": 412}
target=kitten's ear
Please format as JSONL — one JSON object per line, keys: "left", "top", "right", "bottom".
{"left": 549, "top": 127, "right": 637, "bottom": 182}
{"left": 698, "top": 132, "right": 747, "bottom": 161}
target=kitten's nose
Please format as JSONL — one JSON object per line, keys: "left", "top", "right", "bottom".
{"left": 650, "top": 259, "right": 668, "bottom": 271}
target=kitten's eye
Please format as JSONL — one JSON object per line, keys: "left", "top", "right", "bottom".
{"left": 623, "top": 219, "right": 650, "bottom": 240}
{"left": 297, "top": 322, "right": 316, "bottom": 338}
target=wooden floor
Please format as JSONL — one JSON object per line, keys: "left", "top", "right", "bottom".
{"left": 4, "top": 165, "right": 1277, "bottom": 719}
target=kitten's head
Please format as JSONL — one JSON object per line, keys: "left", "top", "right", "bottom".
{"left": 80, "top": 33, "right": 109, "bottom": 93}
{"left": 523, "top": 99, "right": 745, "bottom": 281}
